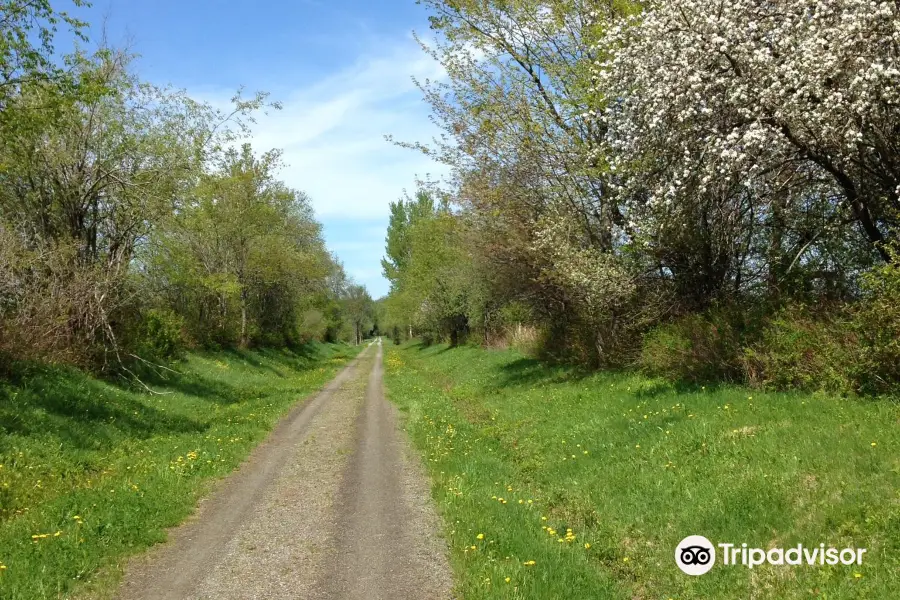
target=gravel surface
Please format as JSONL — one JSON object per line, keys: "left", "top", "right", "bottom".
{"left": 115, "top": 342, "right": 452, "bottom": 600}
{"left": 323, "top": 342, "right": 453, "bottom": 600}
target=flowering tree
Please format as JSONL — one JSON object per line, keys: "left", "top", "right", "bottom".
{"left": 599, "top": 0, "right": 900, "bottom": 273}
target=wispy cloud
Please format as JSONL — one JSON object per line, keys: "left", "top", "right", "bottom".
{"left": 198, "top": 35, "right": 448, "bottom": 220}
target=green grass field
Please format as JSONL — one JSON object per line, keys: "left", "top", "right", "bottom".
{"left": 384, "top": 342, "right": 900, "bottom": 599}
{"left": 0, "top": 343, "right": 360, "bottom": 600}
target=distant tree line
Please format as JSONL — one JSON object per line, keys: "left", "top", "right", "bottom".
{"left": 0, "top": 1, "right": 374, "bottom": 372}
{"left": 383, "top": 0, "right": 900, "bottom": 396}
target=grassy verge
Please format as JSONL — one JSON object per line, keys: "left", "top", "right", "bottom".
{"left": 0, "top": 342, "right": 361, "bottom": 599}
{"left": 384, "top": 342, "right": 900, "bottom": 599}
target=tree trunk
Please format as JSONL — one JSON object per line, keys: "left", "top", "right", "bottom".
{"left": 240, "top": 288, "right": 248, "bottom": 348}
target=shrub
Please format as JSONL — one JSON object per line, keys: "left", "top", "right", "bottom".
{"left": 297, "top": 309, "right": 327, "bottom": 343}
{"left": 0, "top": 234, "right": 129, "bottom": 367}
{"left": 640, "top": 309, "right": 744, "bottom": 383}
{"left": 743, "top": 304, "right": 856, "bottom": 393}
{"left": 855, "top": 254, "right": 900, "bottom": 395}
{"left": 133, "top": 309, "right": 185, "bottom": 360}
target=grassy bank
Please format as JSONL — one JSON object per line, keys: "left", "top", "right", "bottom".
{"left": 0, "top": 342, "right": 360, "bottom": 599}
{"left": 384, "top": 342, "right": 900, "bottom": 599}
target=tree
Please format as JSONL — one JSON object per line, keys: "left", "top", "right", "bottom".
{"left": 0, "top": 0, "right": 87, "bottom": 110}
{"left": 343, "top": 284, "right": 373, "bottom": 345}
{"left": 0, "top": 49, "right": 257, "bottom": 364}
{"left": 146, "top": 143, "right": 332, "bottom": 348}
{"left": 599, "top": 0, "right": 899, "bottom": 275}
{"left": 382, "top": 190, "right": 436, "bottom": 289}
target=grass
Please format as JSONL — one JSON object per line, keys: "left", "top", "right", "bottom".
{"left": 0, "top": 342, "right": 361, "bottom": 600}
{"left": 384, "top": 341, "right": 900, "bottom": 600}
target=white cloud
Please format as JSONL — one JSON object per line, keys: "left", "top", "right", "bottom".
{"left": 198, "top": 36, "right": 450, "bottom": 219}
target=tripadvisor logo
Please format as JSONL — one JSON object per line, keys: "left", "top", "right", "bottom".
{"left": 675, "top": 535, "right": 716, "bottom": 575}
{"left": 675, "top": 536, "right": 867, "bottom": 575}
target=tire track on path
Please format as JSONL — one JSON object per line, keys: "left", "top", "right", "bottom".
{"left": 114, "top": 341, "right": 451, "bottom": 600}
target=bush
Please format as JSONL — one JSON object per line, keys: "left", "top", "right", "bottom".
{"left": 298, "top": 309, "right": 327, "bottom": 343}
{"left": 133, "top": 309, "right": 185, "bottom": 360}
{"left": 640, "top": 310, "right": 744, "bottom": 383}
{"left": 855, "top": 255, "right": 900, "bottom": 394}
{"left": 743, "top": 304, "right": 856, "bottom": 393}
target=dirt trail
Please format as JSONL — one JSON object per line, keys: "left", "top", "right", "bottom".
{"left": 115, "top": 341, "right": 452, "bottom": 600}
{"left": 323, "top": 342, "right": 452, "bottom": 600}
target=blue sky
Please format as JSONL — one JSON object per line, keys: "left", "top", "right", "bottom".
{"left": 71, "top": 0, "right": 448, "bottom": 298}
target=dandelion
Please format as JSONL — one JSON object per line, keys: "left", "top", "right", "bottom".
{"left": 623, "top": 557, "right": 630, "bottom": 563}
{"left": 523, "top": 560, "right": 536, "bottom": 566}
{"left": 504, "top": 577, "right": 511, "bottom": 583}
{"left": 854, "top": 573, "right": 863, "bottom": 579}
{"left": 477, "top": 533, "right": 484, "bottom": 540}
{"left": 871, "top": 442, "right": 877, "bottom": 447}
{"left": 584, "top": 543, "right": 591, "bottom": 549}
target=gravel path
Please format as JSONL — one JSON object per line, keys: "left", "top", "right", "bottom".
{"left": 323, "top": 341, "right": 452, "bottom": 600}
{"left": 115, "top": 341, "right": 452, "bottom": 600}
